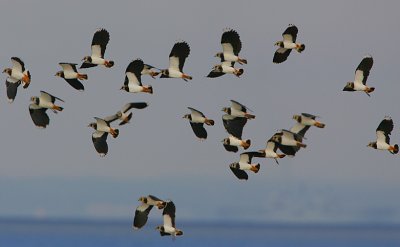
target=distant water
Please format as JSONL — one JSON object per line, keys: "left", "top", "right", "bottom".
{"left": 1, "top": 219, "right": 400, "bottom": 247}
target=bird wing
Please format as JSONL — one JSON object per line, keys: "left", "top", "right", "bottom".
{"left": 91, "top": 28, "right": 110, "bottom": 58}
{"left": 11, "top": 57, "right": 25, "bottom": 73}
{"left": 122, "top": 102, "right": 148, "bottom": 113}
{"left": 290, "top": 123, "right": 310, "bottom": 137}
{"left": 188, "top": 107, "right": 205, "bottom": 118}
{"left": 5, "top": 78, "right": 21, "bottom": 103}
{"left": 95, "top": 117, "right": 109, "bottom": 128}
{"left": 64, "top": 79, "right": 84, "bottom": 91}
{"left": 266, "top": 139, "right": 278, "bottom": 152}
{"left": 376, "top": 117, "right": 393, "bottom": 144}
{"left": 222, "top": 114, "right": 247, "bottom": 139}
{"left": 239, "top": 152, "right": 251, "bottom": 163}
{"left": 207, "top": 70, "right": 225, "bottom": 78}
{"left": 230, "top": 99, "right": 248, "bottom": 112}
{"left": 301, "top": 113, "right": 318, "bottom": 119}
{"left": 189, "top": 122, "right": 207, "bottom": 139}
{"left": 229, "top": 164, "right": 248, "bottom": 180}
{"left": 103, "top": 114, "right": 119, "bottom": 123}
{"left": 163, "top": 201, "right": 176, "bottom": 228}
{"left": 354, "top": 55, "right": 373, "bottom": 86}
{"left": 92, "top": 131, "right": 108, "bottom": 156}
{"left": 59, "top": 63, "right": 78, "bottom": 73}
{"left": 282, "top": 129, "right": 305, "bottom": 140}
{"left": 126, "top": 59, "right": 144, "bottom": 86}
{"left": 133, "top": 203, "right": 153, "bottom": 229}
{"left": 40, "top": 91, "right": 64, "bottom": 103}
{"left": 276, "top": 143, "right": 298, "bottom": 156}
{"left": 223, "top": 143, "right": 239, "bottom": 153}
{"left": 29, "top": 104, "right": 49, "bottom": 128}
{"left": 169, "top": 41, "right": 190, "bottom": 72}
{"left": 282, "top": 25, "right": 298, "bottom": 43}
{"left": 221, "top": 29, "right": 242, "bottom": 56}
{"left": 273, "top": 48, "right": 292, "bottom": 64}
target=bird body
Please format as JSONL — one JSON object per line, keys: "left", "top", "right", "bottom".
{"left": 368, "top": 117, "right": 398, "bottom": 154}
{"left": 156, "top": 201, "right": 183, "bottom": 237}
{"left": 272, "top": 130, "right": 307, "bottom": 148}
{"left": 343, "top": 55, "right": 375, "bottom": 96}
{"left": 81, "top": 28, "right": 114, "bottom": 68}
{"left": 223, "top": 100, "right": 255, "bottom": 119}
{"left": 56, "top": 63, "right": 87, "bottom": 91}
{"left": 229, "top": 152, "right": 262, "bottom": 180}
{"left": 160, "top": 41, "right": 192, "bottom": 81}
{"left": 293, "top": 113, "right": 325, "bottom": 128}
{"left": 105, "top": 102, "right": 148, "bottom": 126}
{"left": 30, "top": 91, "right": 64, "bottom": 113}
{"left": 3, "top": 57, "right": 31, "bottom": 87}
{"left": 121, "top": 59, "right": 153, "bottom": 94}
{"left": 273, "top": 25, "right": 305, "bottom": 63}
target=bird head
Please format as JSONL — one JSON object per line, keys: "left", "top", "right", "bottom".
{"left": 182, "top": 114, "right": 191, "bottom": 120}
{"left": 275, "top": 41, "right": 284, "bottom": 47}
{"left": 82, "top": 56, "right": 92, "bottom": 63}
{"left": 120, "top": 85, "right": 128, "bottom": 91}
{"left": 138, "top": 196, "right": 147, "bottom": 203}
{"left": 116, "top": 112, "right": 123, "bottom": 118}
{"left": 30, "top": 96, "right": 39, "bottom": 105}
{"left": 87, "top": 123, "right": 97, "bottom": 129}
{"left": 271, "top": 135, "right": 281, "bottom": 143}
{"left": 54, "top": 71, "right": 63, "bottom": 77}
{"left": 221, "top": 107, "right": 230, "bottom": 114}
{"left": 293, "top": 115, "right": 301, "bottom": 122}
{"left": 212, "top": 64, "right": 223, "bottom": 72}
{"left": 160, "top": 69, "right": 169, "bottom": 76}
{"left": 367, "top": 142, "right": 377, "bottom": 149}
{"left": 2, "top": 68, "right": 11, "bottom": 75}
{"left": 229, "top": 162, "right": 240, "bottom": 169}
{"left": 222, "top": 138, "right": 230, "bottom": 145}
{"left": 343, "top": 82, "right": 355, "bottom": 91}
{"left": 214, "top": 52, "right": 223, "bottom": 58}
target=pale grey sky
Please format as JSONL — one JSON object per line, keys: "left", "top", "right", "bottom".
{"left": 0, "top": 0, "right": 399, "bottom": 223}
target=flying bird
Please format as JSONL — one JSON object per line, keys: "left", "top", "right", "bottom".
{"left": 120, "top": 59, "right": 153, "bottom": 94}
{"left": 156, "top": 201, "right": 183, "bottom": 237}
{"left": 142, "top": 64, "right": 160, "bottom": 79}
{"left": 81, "top": 28, "right": 114, "bottom": 68}
{"left": 229, "top": 152, "right": 262, "bottom": 180}
{"left": 5, "top": 77, "right": 21, "bottom": 103}
{"left": 207, "top": 61, "right": 244, "bottom": 78}
{"left": 257, "top": 138, "right": 286, "bottom": 164}
{"left": 293, "top": 113, "right": 325, "bottom": 128}
{"left": 273, "top": 24, "right": 305, "bottom": 64}
{"left": 88, "top": 117, "right": 119, "bottom": 156}
{"left": 368, "top": 117, "right": 399, "bottom": 154}
{"left": 3, "top": 57, "right": 31, "bottom": 88}
{"left": 160, "top": 41, "right": 192, "bottom": 81}
{"left": 215, "top": 29, "right": 247, "bottom": 65}
{"left": 222, "top": 100, "right": 255, "bottom": 119}
{"left": 271, "top": 129, "right": 307, "bottom": 149}
{"left": 343, "top": 55, "right": 375, "bottom": 96}
{"left": 222, "top": 114, "right": 251, "bottom": 152}
{"left": 28, "top": 91, "right": 64, "bottom": 128}
{"left": 55, "top": 63, "right": 87, "bottom": 91}
{"left": 104, "top": 102, "right": 148, "bottom": 126}
{"left": 133, "top": 195, "right": 166, "bottom": 230}
{"left": 183, "top": 107, "right": 214, "bottom": 140}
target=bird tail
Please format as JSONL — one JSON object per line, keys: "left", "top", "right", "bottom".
{"left": 120, "top": 112, "right": 132, "bottom": 126}
{"left": 242, "top": 139, "right": 251, "bottom": 149}
{"left": 150, "top": 71, "right": 160, "bottom": 78}
{"left": 297, "top": 142, "right": 307, "bottom": 148}
{"left": 366, "top": 87, "right": 375, "bottom": 93}
{"left": 278, "top": 154, "right": 286, "bottom": 159}
{"left": 314, "top": 121, "right": 325, "bottom": 128}
{"left": 238, "top": 57, "right": 247, "bottom": 65}
{"left": 77, "top": 73, "right": 88, "bottom": 80}
{"left": 296, "top": 44, "right": 305, "bottom": 53}
{"left": 110, "top": 128, "right": 119, "bottom": 138}
{"left": 235, "top": 68, "right": 244, "bottom": 77}
{"left": 175, "top": 230, "right": 183, "bottom": 236}
{"left": 245, "top": 113, "right": 255, "bottom": 119}
{"left": 251, "top": 164, "right": 260, "bottom": 173}
{"left": 205, "top": 119, "right": 215, "bottom": 126}
{"left": 105, "top": 60, "right": 114, "bottom": 68}
{"left": 390, "top": 144, "right": 399, "bottom": 154}
{"left": 144, "top": 86, "right": 153, "bottom": 94}
{"left": 52, "top": 105, "right": 63, "bottom": 112}
{"left": 182, "top": 74, "right": 192, "bottom": 80}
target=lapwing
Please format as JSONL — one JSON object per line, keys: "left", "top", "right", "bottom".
{"left": 142, "top": 64, "right": 160, "bottom": 79}
{"left": 155, "top": 201, "right": 183, "bottom": 237}
{"left": 105, "top": 102, "right": 148, "bottom": 126}
{"left": 258, "top": 138, "right": 286, "bottom": 164}
{"left": 222, "top": 100, "right": 255, "bottom": 119}
{"left": 206, "top": 61, "right": 244, "bottom": 78}
{"left": 3, "top": 57, "right": 31, "bottom": 88}
{"left": 215, "top": 29, "right": 247, "bottom": 65}
{"left": 55, "top": 63, "right": 87, "bottom": 91}
{"left": 28, "top": 91, "right": 64, "bottom": 128}
{"left": 368, "top": 116, "right": 399, "bottom": 154}
{"left": 271, "top": 129, "right": 307, "bottom": 149}
{"left": 120, "top": 59, "right": 153, "bottom": 94}
{"left": 30, "top": 91, "right": 64, "bottom": 113}
{"left": 160, "top": 41, "right": 192, "bottom": 81}
{"left": 88, "top": 117, "right": 119, "bottom": 156}
{"left": 343, "top": 55, "right": 375, "bottom": 96}
{"left": 275, "top": 121, "right": 311, "bottom": 157}
{"left": 229, "top": 152, "right": 262, "bottom": 180}
{"left": 5, "top": 77, "right": 21, "bottom": 103}
{"left": 273, "top": 24, "right": 305, "bottom": 64}
{"left": 133, "top": 195, "right": 166, "bottom": 230}
{"left": 81, "top": 28, "right": 114, "bottom": 68}
{"left": 293, "top": 113, "right": 325, "bottom": 128}
{"left": 183, "top": 107, "right": 214, "bottom": 140}
{"left": 222, "top": 114, "right": 251, "bottom": 152}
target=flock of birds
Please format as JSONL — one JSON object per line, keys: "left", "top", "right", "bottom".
{"left": 3, "top": 24, "right": 399, "bottom": 237}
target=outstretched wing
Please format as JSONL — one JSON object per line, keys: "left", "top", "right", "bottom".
{"left": 282, "top": 25, "right": 298, "bottom": 43}
{"left": 133, "top": 203, "right": 153, "bottom": 230}
{"left": 273, "top": 48, "right": 292, "bottom": 64}
{"left": 376, "top": 117, "right": 393, "bottom": 144}
{"left": 229, "top": 164, "right": 248, "bottom": 180}
{"left": 162, "top": 201, "right": 176, "bottom": 228}
{"left": 354, "top": 55, "right": 373, "bottom": 86}
{"left": 91, "top": 28, "right": 110, "bottom": 58}
{"left": 189, "top": 122, "right": 207, "bottom": 139}
{"left": 221, "top": 29, "right": 242, "bottom": 55}
{"left": 222, "top": 114, "right": 247, "bottom": 139}
{"left": 169, "top": 41, "right": 190, "bottom": 72}
{"left": 11, "top": 57, "right": 25, "bottom": 72}
{"left": 126, "top": 59, "right": 144, "bottom": 86}
{"left": 29, "top": 104, "right": 49, "bottom": 128}
{"left": 92, "top": 131, "right": 108, "bottom": 156}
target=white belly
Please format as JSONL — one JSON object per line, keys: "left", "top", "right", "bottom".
{"left": 230, "top": 108, "right": 245, "bottom": 118}
{"left": 354, "top": 81, "right": 367, "bottom": 91}
{"left": 302, "top": 117, "right": 316, "bottom": 126}
{"left": 281, "top": 136, "right": 297, "bottom": 146}
{"left": 221, "top": 65, "right": 235, "bottom": 74}
{"left": 11, "top": 70, "right": 24, "bottom": 80}
{"left": 223, "top": 53, "right": 238, "bottom": 62}
{"left": 264, "top": 149, "right": 278, "bottom": 158}
{"left": 191, "top": 115, "right": 205, "bottom": 123}
{"left": 64, "top": 70, "right": 78, "bottom": 79}
{"left": 168, "top": 69, "right": 183, "bottom": 78}
{"left": 283, "top": 42, "right": 296, "bottom": 49}
{"left": 377, "top": 142, "right": 390, "bottom": 150}
{"left": 91, "top": 56, "right": 105, "bottom": 65}
{"left": 128, "top": 84, "right": 143, "bottom": 93}
{"left": 229, "top": 136, "right": 243, "bottom": 146}
{"left": 39, "top": 100, "right": 54, "bottom": 109}
{"left": 238, "top": 162, "right": 252, "bottom": 170}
